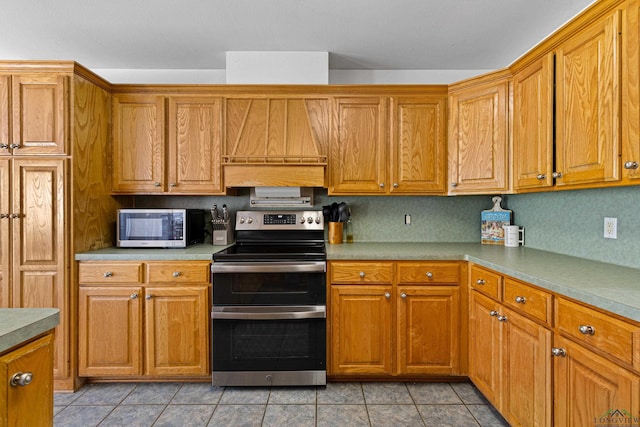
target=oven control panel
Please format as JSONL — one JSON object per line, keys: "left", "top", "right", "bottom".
{"left": 236, "top": 211, "right": 323, "bottom": 230}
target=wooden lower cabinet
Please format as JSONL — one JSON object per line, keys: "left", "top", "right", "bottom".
{"left": 78, "top": 260, "right": 211, "bottom": 378}
{"left": 0, "top": 333, "right": 54, "bottom": 426}
{"left": 553, "top": 335, "right": 640, "bottom": 427}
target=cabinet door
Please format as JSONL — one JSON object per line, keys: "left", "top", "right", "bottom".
{"left": 78, "top": 286, "right": 143, "bottom": 376}
{"left": 112, "top": 94, "right": 165, "bottom": 193}
{"left": 167, "top": 96, "right": 223, "bottom": 194}
{"left": 397, "top": 286, "right": 459, "bottom": 375}
{"left": 11, "top": 74, "right": 67, "bottom": 155}
{"left": 11, "top": 159, "right": 66, "bottom": 378}
{"left": 390, "top": 96, "right": 447, "bottom": 194}
{"left": 330, "top": 285, "right": 392, "bottom": 375}
{"left": 144, "top": 285, "right": 210, "bottom": 376}
{"left": 449, "top": 78, "right": 509, "bottom": 194}
{"left": 512, "top": 54, "right": 554, "bottom": 190}
{"left": 0, "top": 159, "right": 8, "bottom": 308}
{"left": 0, "top": 76, "right": 8, "bottom": 155}
{"left": 330, "top": 97, "right": 388, "bottom": 194}
{"left": 468, "top": 290, "right": 502, "bottom": 407}
{"left": 555, "top": 11, "right": 621, "bottom": 186}
{"left": 623, "top": 1, "right": 640, "bottom": 182}
{"left": 0, "top": 334, "right": 54, "bottom": 426}
{"left": 502, "top": 308, "right": 552, "bottom": 427}
{"left": 554, "top": 335, "right": 640, "bottom": 427}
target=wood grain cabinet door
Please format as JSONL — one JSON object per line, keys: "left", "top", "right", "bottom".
{"left": 112, "top": 94, "right": 165, "bottom": 193}
{"left": 167, "top": 96, "right": 223, "bottom": 194}
{"left": 0, "top": 76, "right": 8, "bottom": 155}
{"left": 0, "top": 159, "right": 8, "bottom": 308}
{"left": 512, "top": 53, "right": 554, "bottom": 191}
{"left": 555, "top": 10, "right": 621, "bottom": 186}
{"left": 390, "top": 96, "right": 447, "bottom": 194}
{"left": 10, "top": 74, "right": 67, "bottom": 155}
{"left": 330, "top": 97, "right": 388, "bottom": 194}
{"left": 78, "top": 286, "right": 143, "bottom": 376}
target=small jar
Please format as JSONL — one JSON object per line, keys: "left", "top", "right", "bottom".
{"left": 345, "top": 218, "right": 354, "bottom": 243}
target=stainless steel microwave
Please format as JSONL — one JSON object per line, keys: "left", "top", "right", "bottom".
{"left": 117, "top": 209, "right": 205, "bottom": 248}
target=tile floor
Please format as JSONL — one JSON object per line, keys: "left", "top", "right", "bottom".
{"left": 53, "top": 381, "right": 510, "bottom": 427}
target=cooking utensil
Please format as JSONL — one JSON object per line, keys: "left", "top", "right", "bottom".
{"left": 338, "top": 203, "right": 348, "bottom": 222}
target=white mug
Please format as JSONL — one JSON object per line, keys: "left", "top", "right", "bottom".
{"left": 503, "top": 225, "right": 525, "bottom": 247}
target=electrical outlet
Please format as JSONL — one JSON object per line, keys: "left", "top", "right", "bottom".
{"left": 405, "top": 214, "right": 411, "bottom": 225}
{"left": 604, "top": 217, "right": 617, "bottom": 239}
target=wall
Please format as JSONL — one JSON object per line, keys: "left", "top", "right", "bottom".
{"left": 505, "top": 186, "right": 640, "bottom": 269}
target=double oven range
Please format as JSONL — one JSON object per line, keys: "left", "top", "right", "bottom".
{"left": 211, "top": 210, "right": 326, "bottom": 387}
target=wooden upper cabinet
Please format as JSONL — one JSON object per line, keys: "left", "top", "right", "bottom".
{"left": 512, "top": 54, "right": 554, "bottom": 191}
{"left": 390, "top": 96, "right": 447, "bottom": 194}
{"left": 448, "top": 74, "right": 510, "bottom": 195}
{"left": 623, "top": 0, "right": 640, "bottom": 182}
{"left": 167, "top": 97, "right": 223, "bottom": 194}
{"left": 330, "top": 97, "right": 388, "bottom": 194}
{"left": 112, "top": 94, "right": 165, "bottom": 193}
{"left": 555, "top": 9, "right": 621, "bottom": 187}
{"left": 0, "top": 74, "right": 67, "bottom": 156}
{"left": 223, "top": 96, "right": 329, "bottom": 187}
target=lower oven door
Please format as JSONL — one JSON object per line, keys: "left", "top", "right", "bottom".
{"left": 211, "top": 305, "right": 326, "bottom": 386}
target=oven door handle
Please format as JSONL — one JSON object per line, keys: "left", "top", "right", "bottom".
{"left": 211, "top": 305, "right": 326, "bottom": 320}
{"left": 212, "top": 261, "right": 326, "bottom": 273}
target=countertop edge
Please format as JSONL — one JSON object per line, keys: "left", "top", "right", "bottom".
{"left": 0, "top": 308, "right": 60, "bottom": 354}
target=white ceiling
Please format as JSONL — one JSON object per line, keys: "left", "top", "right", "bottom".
{"left": 2, "top": 0, "right": 595, "bottom": 74}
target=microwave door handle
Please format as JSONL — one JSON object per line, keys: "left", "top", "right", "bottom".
{"left": 211, "top": 305, "right": 326, "bottom": 320}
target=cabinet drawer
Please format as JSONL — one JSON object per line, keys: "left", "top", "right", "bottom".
{"left": 79, "top": 262, "right": 143, "bottom": 284}
{"left": 330, "top": 262, "right": 393, "bottom": 284}
{"left": 396, "top": 262, "right": 460, "bottom": 285}
{"left": 146, "top": 261, "right": 211, "bottom": 284}
{"left": 555, "top": 297, "right": 640, "bottom": 368}
{"left": 502, "top": 278, "right": 552, "bottom": 325}
{"left": 469, "top": 265, "right": 502, "bottom": 300}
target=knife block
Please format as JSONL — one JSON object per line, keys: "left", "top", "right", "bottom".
{"left": 328, "top": 222, "right": 343, "bottom": 244}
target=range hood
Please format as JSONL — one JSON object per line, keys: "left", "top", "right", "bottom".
{"left": 250, "top": 187, "right": 314, "bottom": 207}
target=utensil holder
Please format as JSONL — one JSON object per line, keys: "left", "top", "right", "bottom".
{"left": 328, "top": 222, "right": 343, "bottom": 244}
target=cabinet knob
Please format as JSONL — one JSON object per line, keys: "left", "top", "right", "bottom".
{"left": 359, "top": 271, "right": 365, "bottom": 278}
{"left": 0, "top": 143, "right": 7, "bottom": 149}
{"left": 624, "top": 161, "right": 639, "bottom": 170}
{"left": 173, "top": 271, "right": 181, "bottom": 277}
{"left": 515, "top": 296, "right": 526, "bottom": 304}
{"left": 551, "top": 347, "right": 567, "bottom": 357}
{"left": 103, "top": 271, "right": 113, "bottom": 278}
{"left": 552, "top": 171, "right": 563, "bottom": 179}
{"left": 393, "top": 183, "right": 399, "bottom": 188}
{"left": 384, "top": 292, "right": 391, "bottom": 299}
{"left": 154, "top": 182, "right": 161, "bottom": 187}
{"left": 130, "top": 293, "right": 138, "bottom": 299}
{"left": 426, "top": 272, "right": 433, "bottom": 278}
{"left": 536, "top": 174, "right": 546, "bottom": 180}
{"left": 10, "top": 372, "right": 33, "bottom": 387}
{"left": 9, "top": 213, "right": 21, "bottom": 219}
{"left": 9, "top": 143, "right": 21, "bottom": 149}
{"left": 497, "top": 315, "right": 508, "bottom": 322}
{"left": 579, "top": 325, "right": 595, "bottom": 335}
{"left": 169, "top": 182, "right": 177, "bottom": 188}
{"left": 379, "top": 183, "right": 385, "bottom": 188}
{"left": 0, "top": 213, "right": 8, "bottom": 219}
{"left": 400, "top": 292, "right": 407, "bottom": 299}
{"left": 489, "top": 310, "right": 499, "bottom": 317}
{"left": 451, "top": 182, "right": 458, "bottom": 188}
{"left": 145, "top": 294, "right": 152, "bottom": 300}
{"left": 476, "top": 279, "right": 485, "bottom": 285}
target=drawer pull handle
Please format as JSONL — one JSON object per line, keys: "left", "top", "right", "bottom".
{"left": 173, "top": 271, "right": 181, "bottom": 277}
{"left": 497, "top": 315, "right": 508, "bottom": 322}
{"left": 476, "top": 279, "right": 485, "bottom": 285}
{"left": 489, "top": 310, "right": 499, "bottom": 317}
{"left": 130, "top": 293, "right": 138, "bottom": 299}
{"left": 384, "top": 292, "right": 391, "bottom": 299}
{"left": 579, "top": 325, "right": 595, "bottom": 335}
{"left": 400, "top": 292, "right": 407, "bottom": 299}
{"left": 103, "top": 272, "right": 113, "bottom": 278}
{"left": 10, "top": 372, "right": 33, "bottom": 387}
{"left": 359, "top": 271, "right": 365, "bottom": 278}
{"left": 426, "top": 272, "right": 433, "bottom": 278}
{"left": 515, "top": 296, "right": 526, "bottom": 304}
{"left": 551, "top": 347, "right": 567, "bottom": 357}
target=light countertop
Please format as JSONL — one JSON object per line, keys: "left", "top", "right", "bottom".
{"left": 76, "top": 242, "right": 640, "bottom": 323}
{"left": 0, "top": 308, "right": 60, "bottom": 354}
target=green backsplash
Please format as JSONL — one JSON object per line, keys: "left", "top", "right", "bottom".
{"left": 134, "top": 185, "right": 640, "bottom": 269}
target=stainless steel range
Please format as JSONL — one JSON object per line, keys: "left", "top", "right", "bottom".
{"left": 211, "top": 210, "right": 326, "bottom": 387}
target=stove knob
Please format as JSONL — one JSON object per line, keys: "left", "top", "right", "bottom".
{"left": 315, "top": 217, "right": 321, "bottom": 224}
{"left": 299, "top": 216, "right": 306, "bottom": 224}
{"left": 239, "top": 217, "right": 245, "bottom": 224}
{"left": 307, "top": 217, "right": 313, "bottom": 224}
{"left": 247, "top": 217, "right": 253, "bottom": 224}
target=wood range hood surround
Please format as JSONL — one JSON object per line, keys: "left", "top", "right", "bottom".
{"left": 223, "top": 96, "right": 330, "bottom": 187}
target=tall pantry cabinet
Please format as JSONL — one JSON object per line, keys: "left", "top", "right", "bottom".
{"left": 0, "top": 62, "right": 123, "bottom": 390}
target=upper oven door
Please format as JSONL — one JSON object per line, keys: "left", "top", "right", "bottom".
{"left": 212, "top": 261, "right": 326, "bottom": 306}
